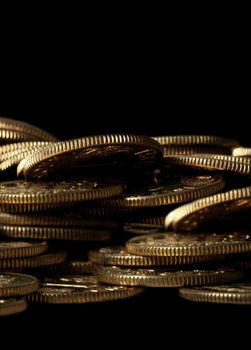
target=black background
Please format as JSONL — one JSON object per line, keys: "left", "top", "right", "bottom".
{"left": 0, "top": 21, "right": 250, "bottom": 343}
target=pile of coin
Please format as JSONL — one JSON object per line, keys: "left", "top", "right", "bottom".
{"left": 1, "top": 116, "right": 251, "bottom": 316}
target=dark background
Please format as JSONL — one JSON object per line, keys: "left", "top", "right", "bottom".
{"left": 0, "top": 17, "right": 250, "bottom": 342}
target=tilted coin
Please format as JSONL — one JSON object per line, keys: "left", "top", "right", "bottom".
{"left": 0, "top": 241, "right": 48, "bottom": 259}
{"left": 152, "top": 135, "right": 240, "bottom": 148}
{"left": 0, "top": 298, "right": 27, "bottom": 316}
{"left": 95, "top": 265, "right": 243, "bottom": 287}
{"left": 126, "top": 232, "right": 251, "bottom": 257}
{"left": 164, "top": 154, "right": 251, "bottom": 175}
{"left": 97, "top": 174, "right": 225, "bottom": 207}
{"left": 0, "top": 225, "right": 112, "bottom": 241}
{"left": 0, "top": 212, "right": 117, "bottom": 230}
{"left": 123, "top": 223, "right": 164, "bottom": 234}
{"left": 162, "top": 146, "right": 230, "bottom": 157}
{"left": 0, "top": 143, "right": 53, "bottom": 171}
{"left": 17, "top": 134, "right": 163, "bottom": 179}
{"left": 0, "top": 141, "right": 52, "bottom": 160}
{"left": 88, "top": 246, "right": 222, "bottom": 266}
{"left": 179, "top": 282, "right": 251, "bottom": 304}
{"left": 0, "top": 252, "right": 67, "bottom": 269}
{"left": 164, "top": 186, "right": 251, "bottom": 231}
{"left": 0, "top": 272, "right": 39, "bottom": 298}
{"left": 232, "top": 147, "right": 251, "bottom": 157}
{"left": 28, "top": 275, "right": 143, "bottom": 304}
{"left": 0, "top": 179, "right": 123, "bottom": 212}
{"left": 0, "top": 116, "right": 59, "bottom": 142}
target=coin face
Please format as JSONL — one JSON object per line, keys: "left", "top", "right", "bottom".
{"left": 95, "top": 265, "right": 242, "bottom": 287}
{"left": 126, "top": 232, "right": 251, "bottom": 257}
{"left": 0, "top": 298, "right": 27, "bottom": 316}
{"left": 17, "top": 134, "right": 163, "bottom": 179}
{"left": 0, "top": 179, "right": 123, "bottom": 211}
{"left": 98, "top": 174, "right": 225, "bottom": 207}
{"left": 179, "top": 282, "right": 251, "bottom": 304}
{"left": 164, "top": 154, "right": 251, "bottom": 175}
{"left": 28, "top": 275, "right": 143, "bottom": 304}
{"left": 0, "top": 240, "right": 48, "bottom": 259}
{"left": 0, "top": 272, "right": 39, "bottom": 298}
{"left": 164, "top": 186, "right": 251, "bottom": 231}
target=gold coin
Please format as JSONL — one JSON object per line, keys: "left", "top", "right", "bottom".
{"left": 126, "top": 232, "right": 251, "bottom": 257}
{"left": 41, "top": 260, "right": 94, "bottom": 275}
{"left": 152, "top": 135, "right": 240, "bottom": 148}
{"left": 28, "top": 275, "right": 143, "bottom": 304}
{"left": 0, "top": 116, "right": 59, "bottom": 142}
{"left": 0, "top": 179, "right": 123, "bottom": 212}
{"left": 79, "top": 205, "right": 138, "bottom": 218}
{"left": 0, "top": 225, "right": 112, "bottom": 241}
{"left": 88, "top": 246, "right": 222, "bottom": 266}
{"left": 0, "top": 143, "right": 53, "bottom": 171}
{"left": 95, "top": 265, "right": 243, "bottom": 287}
{"left": 164, "top": 186, "right": 251, "bottom": 231}
{"left": 232, "top": 147, "right": 251, "bottom": 157}
{"left": 0, "top": 212, "right": 117, "bottom": 230}
{"left": 0, "top": 241, "right": 48, "bottom": 259}
{"left": 164, "top": 154, "right": 251, "bottom": 175}
{"left": 162, "top": 146, "right": 230, "bottom": 157}
{"left": 0, "top": 272, "right": 39, "bottom": 298}
{"left": 98, "top": 174, "right": 225, "bottom": 207}
{"left": 0, "top": 298, "right": 27, "bottom": 316}
{"left": 0, "top": 252, "right": 67, "bottom": 269}
{"left": 17, "top": 134, "right": 163, "bottom": 179}
{"left": 0, "top": 141, "right": 52, "bottom": 160}
{"left": 123, "top": 223, "right": 164, "bottom": 234}
{"left": 179, "top": 282, "right": 251, "bottom": 304}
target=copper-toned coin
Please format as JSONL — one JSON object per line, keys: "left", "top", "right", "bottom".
{"left": 17, "top": 134, "right": 163, "bottom": 179}
{"left": 164, "top": 186, "right": 251, "bottom": 231}
{"left": 0, "top": 252, "right": 67, "bottom": 269}
{"left": 28, "top": 275, "right": 143, "bottom": 304}
{"left": 0, "top": 241, "right": 48, "bottom": 259}
{"left": 179, "top": 282, "right": 251, "bottom": 304}
{"left": 0, "top": 272, "right": 39, "bottom": 298}
{"left": 0, "top": 298, "right": 27, "bottom": 316}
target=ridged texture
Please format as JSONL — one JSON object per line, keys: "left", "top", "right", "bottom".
{"left": 42, "top": 261, "right": 94, "bottom": 274}
{"left": 165, "top": 154, "right": 251, "bottom": 175}
{"left": 0, "top": 142, "right": 53, "bottom": 160}
{"left": 0, "top": 144, "right": 52, "bottom": 171}
{"left": 162, "top": 146, "right": 230, "bottom": 156}
{"left": 18, "top": 134, "right": 163, "bottom": 179}
{"left": 164, "top": 186, "right": 251, "bottom": 231}
{"left": 126, "top": 232, "right": 251, "bottom": 257}
{"left": 98, "top": 175, "right": 225, "bottom": 207}
{"left": 0, "top": 272, "right": 39, "bottom": 298}
{"left": 0, "top": 180, "right": 124, "bottom": 205}
{"left": 88, "top": 246, "right": 224, "bottom": 266}
{"left": 0, "top": 298, "right": 27, "bottom": 316}
{"left": 95, "top": 266, "right": 242, "bottom": 287}
{"left": 152, "top": 135, "right": 240, "bottom": 148}
{"left": 0, "top": 252, "right": 67, "bottom": 269}
{"left": 179, "top": 284, "right": 251, "bottom": 304}
{"left": 0, "top": 241, "right": 48, "bottom": 259}
{"left": 232, "top": 147, "right": 251, "bottom": 157}
{"left": 0, "top": 116, "right": 59, "bottom": 141}
{"left": 0, "top": 226, "right": 111, "bottom": 241}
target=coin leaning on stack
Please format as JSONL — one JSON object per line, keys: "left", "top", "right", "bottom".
{"left": 0, "top": 117, "right": 251, "bottom": 316}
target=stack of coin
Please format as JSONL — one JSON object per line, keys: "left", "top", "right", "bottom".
{"left": 1, "top": 118, "right": 251, "bottom": 310}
